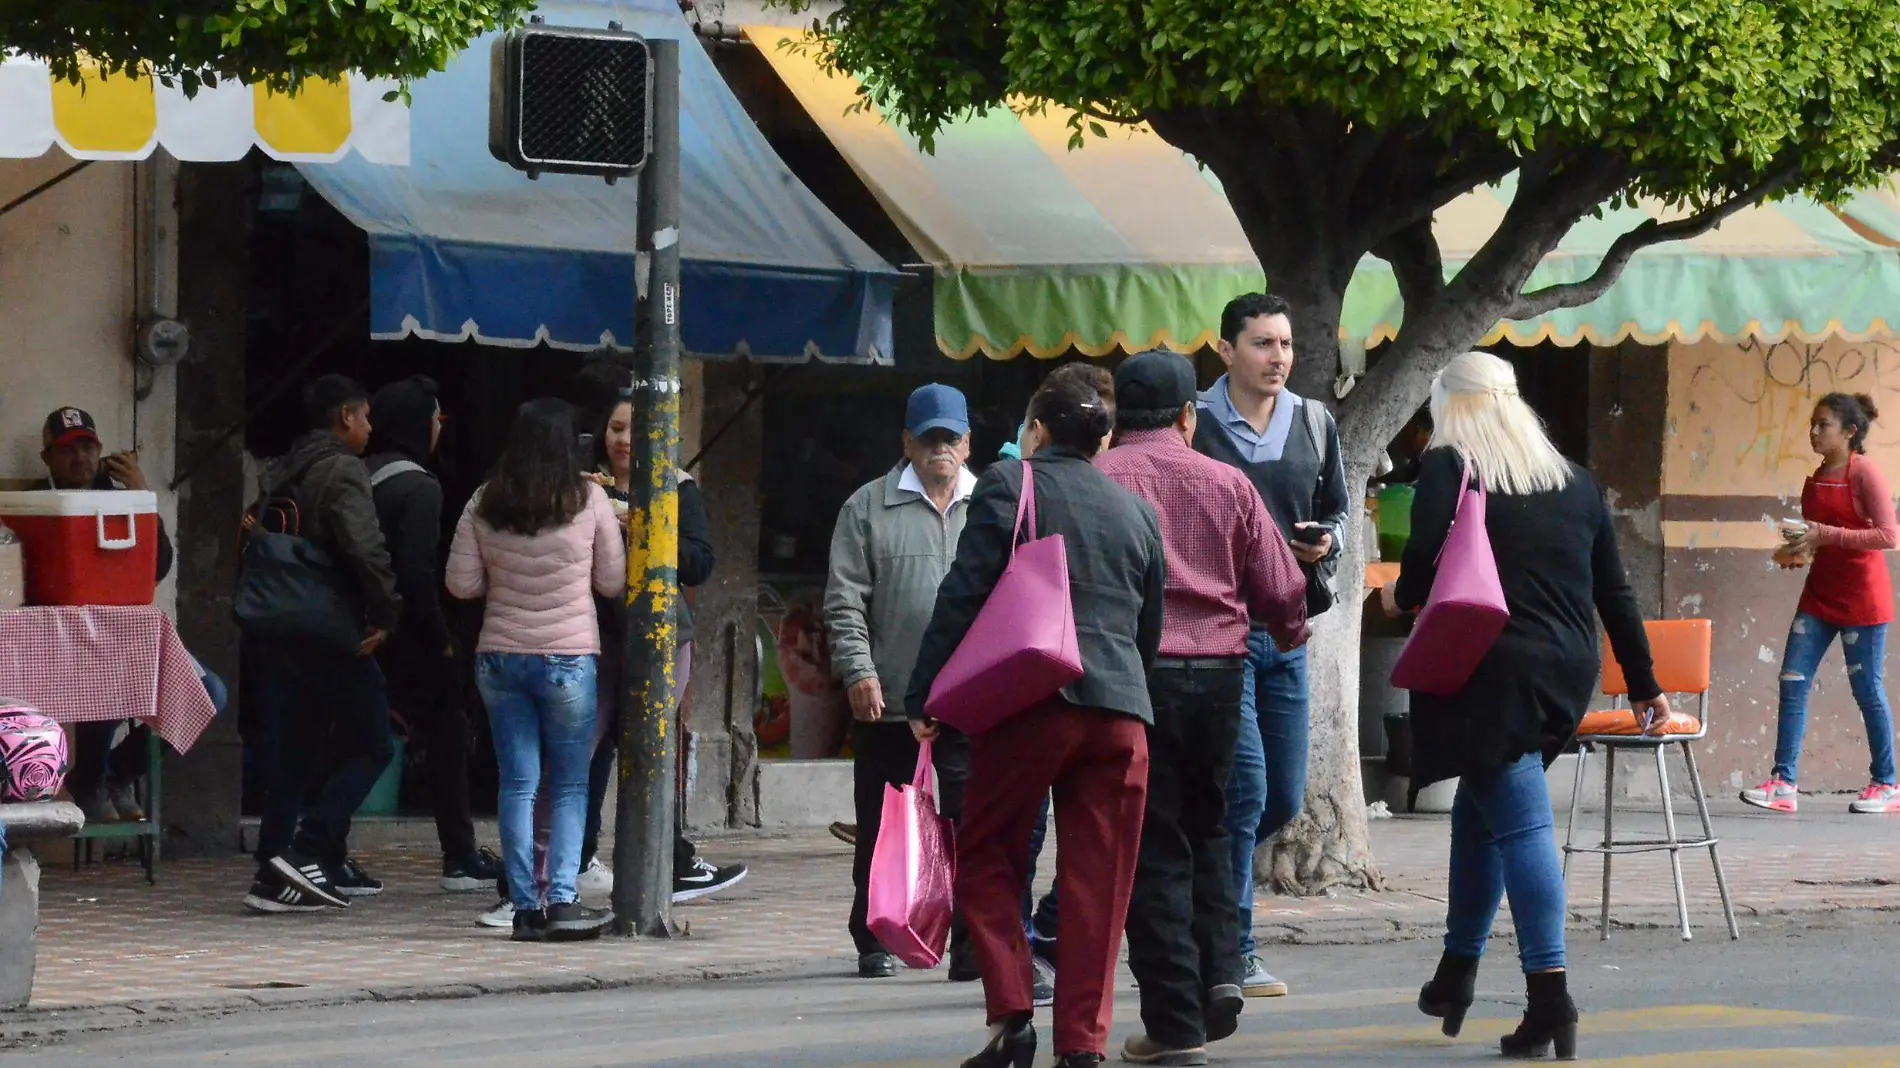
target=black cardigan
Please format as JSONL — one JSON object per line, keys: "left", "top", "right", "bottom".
{"left": 1394, "top": 449, "right": 1660, "bottom": 788}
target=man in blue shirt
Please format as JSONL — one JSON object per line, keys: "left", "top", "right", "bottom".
{"left": 1193, "top": 293, "right": 1350, "bottom": 999}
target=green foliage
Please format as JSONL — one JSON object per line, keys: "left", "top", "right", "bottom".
{"left": 2, "top": 0, "right": 532, "bottom": 93}
{"left": 789, "top": 0, "right": 1900, "bottom": 207}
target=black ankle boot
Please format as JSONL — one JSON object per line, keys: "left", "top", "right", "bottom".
{"left": 1500, "top": 970, "right": 1579, "bottom": 1061}
{"left": 1417, "top": 953, "right": 1480, "bottom": 1037}
{"left": 960, "top": 1014, "right": 1035, "bottom": 1068}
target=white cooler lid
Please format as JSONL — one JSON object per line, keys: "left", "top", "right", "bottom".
{"left": 0, "top": 490, "right": 158, "bottom": 516}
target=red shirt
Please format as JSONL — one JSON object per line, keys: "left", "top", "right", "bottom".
{"left": 1800, "top": 454, "right": 1898, "bottom": 627}
{"left": 1096, "top": 428, "right": 1309, "bottom": 656}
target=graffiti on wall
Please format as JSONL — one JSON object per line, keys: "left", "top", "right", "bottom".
{"left": 1667, "top": 337, "right": 1900, "bottom": 497}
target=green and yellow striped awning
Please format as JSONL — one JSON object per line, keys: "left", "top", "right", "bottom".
{"left": 749, "top": 25, "right": 1900, "bottom": 359}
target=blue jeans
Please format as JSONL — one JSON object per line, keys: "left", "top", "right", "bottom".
{"left": 1774, "top": 613, "right": 1897, "bottom": 786}
{"left": 476, "top": 653, "right": 599, "bottom": 911}
{"left": 1444, "top": 752, "right": 1566, "bottom": 973}
{"left": 1024, "top": 795, "right": 1058, "bottom": 951}
{"left": 1225, "top": 631, "right": 1309, "bottom": 956}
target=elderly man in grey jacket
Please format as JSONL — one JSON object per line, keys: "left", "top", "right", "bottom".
{"left": 826, "top": 383, "right": 978, "bottom": 981}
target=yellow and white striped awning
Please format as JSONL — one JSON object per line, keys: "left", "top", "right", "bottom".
{"left": 0, "top": 59, "right": 407, "bottom": 164}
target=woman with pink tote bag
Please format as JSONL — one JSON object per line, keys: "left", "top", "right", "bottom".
{"left": 905, "top": 371, "right": 1167, "bottom": 1068}
{"left": 1380, "top": 352, "right": 1665, "bottom": 1061}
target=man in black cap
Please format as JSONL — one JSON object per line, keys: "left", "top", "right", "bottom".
{"left": 36, "top": 406, "right": 175, "bottom": 823}
{"left": 1096, "top": 352, "right": 1310, "bottom": 1064}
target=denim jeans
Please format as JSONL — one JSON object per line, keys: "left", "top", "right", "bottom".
{"left": 1774, "top": 612, "right": 1897, "bottom": 786}
{"left": 476, "top": 653, "right": 599, "bottom": 911}
{"left": 1443, "top": 752, "right": 1566, "bottom": 973}
{"left": 1024, "top": 796, "right": 1059, "bottom": 950}
{"left": 1224, "top": 631, "right": 1310, "bottom": 956}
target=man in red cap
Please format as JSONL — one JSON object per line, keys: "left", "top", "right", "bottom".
{"left": 36, "top": 406, "right": 176, "bottom": 824}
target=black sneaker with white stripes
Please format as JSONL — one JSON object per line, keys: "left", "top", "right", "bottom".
{"left": 267, "top": 848, "right": 349, "bottom": 908}
{"left": 331, "top": 857, "right": 385, "bottom": 898}
{"left": 672, "top": 857, "right": 747, "bottom": 904}
{"left": 243, "top": 873, "right": 331, "bottom": 914}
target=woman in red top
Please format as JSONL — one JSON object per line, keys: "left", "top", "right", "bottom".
{"left": 1743, "top": 392, "right": 1900, "bottom": 814}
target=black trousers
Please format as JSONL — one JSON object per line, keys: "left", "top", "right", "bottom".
{"left": 68, "top": 720, "right": 150, "bottom": 801}
{"left": 252, "top": 636, "right": 395, "bottom": 872}
{"left": 1124, "top": 660, "right": 1247, "bottom": 1048}
{"left": 849, "top": 720, "right": 969, "bottom": 956}
{"left": 381, "top": 636, "right": 476, "bottom": 860}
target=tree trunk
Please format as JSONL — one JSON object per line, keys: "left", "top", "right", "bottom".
{"left": 1261, "top": 458, "right": 1386, "bottom": 892}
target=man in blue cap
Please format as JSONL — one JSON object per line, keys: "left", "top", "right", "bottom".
{"left": 825, "top": 383, "right": 979, "bottom": 980}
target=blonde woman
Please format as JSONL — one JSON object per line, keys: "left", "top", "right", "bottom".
{"left": 1380, "top": 352, "right": 1665, "bottom": 1061}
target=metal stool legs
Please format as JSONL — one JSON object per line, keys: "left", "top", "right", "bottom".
{"left": 1600, "top": 746, "right": 1616, "bottom": 940}
{"left": 1654, "top": 743, "right": 1692, "bottom": 940}
{"left": 1560, "top": 736, "right": 1741, "bottom": 942}
{"left": 1682, "top": 741, "right": 1741, "bottom": 940}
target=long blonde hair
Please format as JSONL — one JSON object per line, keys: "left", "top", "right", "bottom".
{"left": 1428, "top": 352, "right": 1572, "bottom": 496}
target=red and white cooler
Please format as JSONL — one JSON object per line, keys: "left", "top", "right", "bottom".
{"left": 0, "top": 491, "right": 159, "bottom": 606}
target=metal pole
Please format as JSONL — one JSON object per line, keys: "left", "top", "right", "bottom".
{"left": 611, "top": 36, "right": 681, "bottom": 938}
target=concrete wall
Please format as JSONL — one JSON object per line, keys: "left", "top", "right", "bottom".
{"left": 0, "top": 158, "right": 178, "bottom": 615}
{"left": 1662, "top": 335, "right": 1900, "bottom": 793}
{"left": 686, "top": 359, "right": 765, "bottom": 829}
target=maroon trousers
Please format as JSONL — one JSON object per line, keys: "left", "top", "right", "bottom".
{"left": 957, "top": 699, "right": 1149, "bottom": 1057}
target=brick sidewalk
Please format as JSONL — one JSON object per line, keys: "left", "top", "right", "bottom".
{"left": 19, "top": 802, "right": 1900, "bottom": 1016}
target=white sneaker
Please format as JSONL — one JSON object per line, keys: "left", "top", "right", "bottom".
{"left": 1851, "top": 783, "right": 1900, "bottom": 814}
{"left": 477, "top": 900, "right": 516, "bottom": 929}
{"left": 577, "top": 856, "right": 614, "bottom": 896}
{"left": 1740, "top": 778, "right": 1799, "bottom": 813}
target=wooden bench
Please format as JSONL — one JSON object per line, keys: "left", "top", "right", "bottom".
{"left": 0, "top": 800, "right": 85, "bottom": 1009}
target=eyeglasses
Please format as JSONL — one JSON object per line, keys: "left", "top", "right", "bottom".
{"left": 918, "top": 429, "right": 965, "bottom": 448}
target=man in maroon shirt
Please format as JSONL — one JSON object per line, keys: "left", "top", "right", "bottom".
{"left": 1096, "top": 351, "right": 1310, "bottom": 1064}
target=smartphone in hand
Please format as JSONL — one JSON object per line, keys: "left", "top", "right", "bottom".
{"left": 1291, "top": 523, "right": 1332, "bottom": 546}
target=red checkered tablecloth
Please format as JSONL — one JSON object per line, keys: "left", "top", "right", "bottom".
{"left": 0, "top": 606, "right": 217, "bottom": 752}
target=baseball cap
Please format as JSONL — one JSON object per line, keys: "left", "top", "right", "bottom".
{"left": 905, "top": 383, "right": 970, "bottom": 437}
{"left": 42, "top": 407, "right": 99, "bottom": 449}
{"left": 1114, "top": 351, "right": 1198, "bottom": 416}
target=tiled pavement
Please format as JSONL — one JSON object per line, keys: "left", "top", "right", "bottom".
{"left": 20, "top": 800, "right": 1900, "bottom": 1015}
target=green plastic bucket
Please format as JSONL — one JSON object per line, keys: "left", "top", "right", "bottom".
{"left": 357, "top": 735, "right": 404, "bottom": 816}
{"left": 1376, "top": 484, "right": 1415, "bottom": 562}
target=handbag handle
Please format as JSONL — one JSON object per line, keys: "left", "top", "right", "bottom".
{"left": 1010, "top": 459, "right": 1038, "bottom": 556}
{"left": 1433, "top": 458, "right": 1486, "bottom": 568}
{"left": 912, "top": 740, "right": 937, "bottom": 801}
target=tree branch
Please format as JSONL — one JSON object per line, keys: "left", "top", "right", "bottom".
{"left": 1371, "top": 216, "right": 1446, "bottom": 311}
{"left": 1506, "top": 159, "right": 1803, "bottom": 320}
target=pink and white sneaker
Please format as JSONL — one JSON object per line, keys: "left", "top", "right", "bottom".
{"left": 1850, "top": 783, "right": 1900, "bottom": 814}
{"left": 1740, "top": 778, "right": 1799, "bottom": 813}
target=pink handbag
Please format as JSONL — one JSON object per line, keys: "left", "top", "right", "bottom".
{"left": 1391, "top": 462, "right": 1510, "bottom": 695}
{"left": 924, "top": 460, "right": 1084, "bottom": 733}
{"left": 866, "top": 742, "right": 956, "bottom": 969}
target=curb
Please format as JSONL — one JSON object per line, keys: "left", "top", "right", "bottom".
{"left": 0, "top": 955, "right": 850, "bottom": 1047}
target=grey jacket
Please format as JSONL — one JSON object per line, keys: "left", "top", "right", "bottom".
{"left": 824, "top": 464, "right": 972, "bottom": 710}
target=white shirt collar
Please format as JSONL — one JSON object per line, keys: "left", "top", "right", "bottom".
{"left": 899, "top": 463, "right": 978, "bottom": 515}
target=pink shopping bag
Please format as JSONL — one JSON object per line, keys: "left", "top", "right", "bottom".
{"left": 1391, "top": 462, "right": 1510, "bottom": 695}
{"left": 925, "top": 459, "right": 1083, "bottom": 734}
{"left": 866, "top": 741, "right": 956, "bottom": 969}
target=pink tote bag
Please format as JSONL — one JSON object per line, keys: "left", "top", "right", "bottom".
{"left": 866, "top": 742, "right": 956, "bottom": 969}
{"left": 1391, "top": 463, "right": 1510, "bottom": 695}
{"left": 924, "top": 460, "right": 1084, "bottom": 733}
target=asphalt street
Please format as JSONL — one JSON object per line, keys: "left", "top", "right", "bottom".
{"left": 11, "top": 914, "right": 1900, "bottom": 1066}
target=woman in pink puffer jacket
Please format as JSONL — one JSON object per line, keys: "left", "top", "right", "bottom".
{"left": 447, "top": 399, "right": 625, "bottom": 943}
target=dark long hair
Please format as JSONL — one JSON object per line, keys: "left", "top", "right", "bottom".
{"left": 1029, "top": 370, "right": 1115, "bottom": 457}
{"left": 1818, "top": 392, "right": 1881, "bottom": 454}
{"left": 477, "top": 399, "right": 589, "bottom": 536}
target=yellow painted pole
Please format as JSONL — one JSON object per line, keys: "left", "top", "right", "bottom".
{"left": 610, "top": 36, "right": 681, "bottom": 938}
